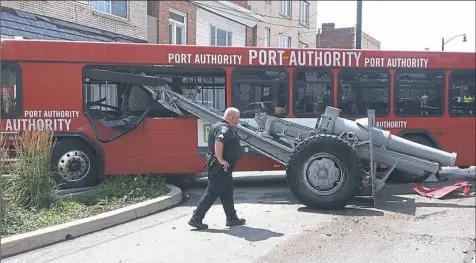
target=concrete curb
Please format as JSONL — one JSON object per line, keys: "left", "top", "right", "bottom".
{"left": 0, "top": 184, "right": 182, "bottom": 258}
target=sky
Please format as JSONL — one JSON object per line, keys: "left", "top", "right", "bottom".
{"left": 316, "top": 1, "right": 475, "bottom": 52}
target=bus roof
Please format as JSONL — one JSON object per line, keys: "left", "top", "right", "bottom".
{"left": 1, "top": 39, "right": 475, "bottom": 69}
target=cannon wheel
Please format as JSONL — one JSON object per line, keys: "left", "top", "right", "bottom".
{"left": 388, "top": 135, "right": 435, "bottom": 183}
{"left": 286, "top": 134, "right": 363, "bottom": 209}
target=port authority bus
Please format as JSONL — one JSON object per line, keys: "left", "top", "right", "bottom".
{"left": 1, "top": 39, "right": 474, "bottom": 189}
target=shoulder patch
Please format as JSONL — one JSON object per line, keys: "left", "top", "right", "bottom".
{"left": 219, "top": 126, "right": 229, "bottom": 134}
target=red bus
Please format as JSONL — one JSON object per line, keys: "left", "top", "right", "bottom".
{"left": 1, "top": 39, "right": 475, "bottom": 189}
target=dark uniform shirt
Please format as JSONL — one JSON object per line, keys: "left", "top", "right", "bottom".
{"left": 208, "top": 120, "right": 242, "bottom": 168}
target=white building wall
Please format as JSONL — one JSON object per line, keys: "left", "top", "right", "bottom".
{"left": 195, "top": 7, "right": 246, "bottom": 47}
{"left": 1, "top": 0, "right": 147, "bottom": 40}
{"left": 248, "top": 0, "right": 317, "bottom": 48}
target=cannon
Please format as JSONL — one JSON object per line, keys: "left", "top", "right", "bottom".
{"left": 90, "top": 69, "right": 458, "bottom": 209}
{"left": 249, "top": 106, "right": 457, "bottom": 208}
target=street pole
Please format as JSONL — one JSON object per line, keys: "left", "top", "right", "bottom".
{"left": 441, "top": 37, "right": 445, "bottom": 51}
{"left": 356, "top": 0, "right": 362, "bottom": 49}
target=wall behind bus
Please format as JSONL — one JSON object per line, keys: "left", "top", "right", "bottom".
{"left": 1, "top": 1, "right": 147, "bottom": 41}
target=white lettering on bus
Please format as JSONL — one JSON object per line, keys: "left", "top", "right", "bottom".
{"left": 375, "top": 121, "right": 407, "bottom": 129}
{"left": 168, "top": 53, "right": 242, "bottom": 65}
{"left": 167, "top": 51, "right": 430, "bottom": 68}
{"left": 2, "top": 110, "right": 80, "bottom": 132}
{"left": 249, "top": 50, "right": 362, "bottom": 67}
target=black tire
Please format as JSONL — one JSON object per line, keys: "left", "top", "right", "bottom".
{"left": 286, "top": 134, "right": 363, "bottom": 209}
{"left": 51, "top": 138, "right": 98, "bottom": 189}
{"left": 388, "top": 135, "right": 435, "bottom": 183}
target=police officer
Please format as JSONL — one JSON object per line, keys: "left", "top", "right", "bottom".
{"left": 188, "top": 107, "right": 246, "bottom": 230}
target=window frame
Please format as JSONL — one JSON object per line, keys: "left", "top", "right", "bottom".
{"left": 169, "top": 10, "right": 187, "bottom": 45}
{"left": 91, "top": 0, "right": 128, "bottom": 19}
{"left": 299, "top": 42, "right": 308, "bottom": 48}
{"left": 231, "top": 66, "right": 290, "bottom": 118}
{"left": 1, "top": 61, "right": 23, "bottom": 119}
{"left": 293, "top": 67, "right": 334, "bottom": 118}
{"left": 299, "top": 0, "right": 310, "bottom": 27}
{"left": 210, "top": 25, "right": 233, "bottom": 46}
{"left": 279, "top": 35, "right": 291, "bottom": 48}
{"left": 280, "top": 0, "right": 292, "bottom": 17}
{"left": 394, "top": 68, "right": 446, "bottom": 118}
{"left": 337, "top": 68, "right": 391, "bottom": 118}
{"left": 264, "top": 27, "right": 271, "bottom": 47}
{"left": 448, "top": 69, "right": 475, "bottom": 117}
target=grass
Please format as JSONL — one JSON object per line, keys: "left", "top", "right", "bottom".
{"left": 0, "top": 131, "right": 169, "bottom": 238}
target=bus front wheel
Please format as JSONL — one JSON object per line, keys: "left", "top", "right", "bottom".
{"left": 51, "top": 138, "right": 98, "bottom": 189}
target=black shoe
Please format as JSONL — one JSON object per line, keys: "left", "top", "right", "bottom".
{"left": 226, "top": 216, "right": 246, "bottom": 226}
{"left": 188, "top": 216, "right": 208, "bottom": 230}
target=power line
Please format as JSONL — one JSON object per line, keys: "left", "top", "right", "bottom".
{"left": 256, "top": 12, "right": 319, "bottom": 41}
{"left": 194, "top": 2, "right": 319, "bottom": 26}
{"left": 194, "top": 2, "right": 318, "bottom": 29}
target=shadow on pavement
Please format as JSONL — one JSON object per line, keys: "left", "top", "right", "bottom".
{"left": 374, "top": 192, "right": 476, "bottom": 216}
{"left": 193, "top": 225, "right": 284, "bottom": 242}
{"left": 297, "top": 205, "right": 384, "bottom": 217}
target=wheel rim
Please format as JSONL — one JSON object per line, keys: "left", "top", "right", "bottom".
{"left": 302, "top": 152, "right": 346, "bottom": 195}
{"left": 57, "top": 150, "right": 91, "bottom": 182}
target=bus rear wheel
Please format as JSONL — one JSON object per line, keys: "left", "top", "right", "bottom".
{"left": 51, "top": 138, "right": 98, "bottom": 189}
{"left": 286, "top": 134, "right": 363, "bottom": 209}
{"left": 388, "top": 135, "right": 436, "bottom": 183}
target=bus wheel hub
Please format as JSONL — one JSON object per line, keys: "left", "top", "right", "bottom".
{"left": 57, "top": 150, "right": 91, "bottom": 181}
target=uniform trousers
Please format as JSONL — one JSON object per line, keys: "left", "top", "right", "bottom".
{"left": 193, "top": 168, "right": 236, "bottom": 219}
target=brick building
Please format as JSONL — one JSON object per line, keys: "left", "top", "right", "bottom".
{"left": 316, "top": 23, "right": 381, "bottom": 50}
{"left": 148, "top": 0, "right": 262, "bottom": 46}
{"left": 1, "top": 1, "right": 147, "bottom": 42}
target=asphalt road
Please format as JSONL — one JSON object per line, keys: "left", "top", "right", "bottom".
{"left": 3, "top": 174, "right": 475, "bottom": 263}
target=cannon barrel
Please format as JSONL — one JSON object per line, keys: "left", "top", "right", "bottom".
{"left": 318, "top": 107, "right": 457, "bottom": 170}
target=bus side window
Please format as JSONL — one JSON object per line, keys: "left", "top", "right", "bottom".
{"left": 394, "top": 69, "right": 445, "bottom": 117}
{"left": 1, "top": 62, "right": 22, "bottom": 119}
{"left": 293, "top": 68, "right": 333, "bottom": 117}
{"left": 337, "top": 69, "right": 390, "bottom": 117}
{"left": 231, "top": 67, "right": 289, "bottom": 118}
{"left": 83, "top": 65, "right": 226, "bottom": 118}
{"left": 449, "top": 69, "right": 475, "bottom": 117}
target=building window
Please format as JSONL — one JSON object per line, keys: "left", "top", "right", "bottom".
{"left": 299, "top": 1, "right": 310, "bottom": 27}
{"left": 210, "top": 26, "right": 232, "bottom": 46}
{"left": 169, "top": 10, "right": 187, "bottom": 45}
{"left": 338, "top": 69, "right": 390, "bottom": 117}
{"left": 91, "top": 0, "right": 128, "bottom": 19}
{"left": 279, "top": 35, "right": 291, "bottom": 48}
{"left": 449, "top": 69, "right": 475, "bottom": 117}
{"left": 280, "top": 0, "right": 292, "bottom": 17}
{"left": 231, "top": 67, "right": 289, "bottom": 118}
{"left": 264, "top": 28, "right": 271, "bottom": 47}
{"left": 299, "top": 42, "right": 308, "bottom": 48}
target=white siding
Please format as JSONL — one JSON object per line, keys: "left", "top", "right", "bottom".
{"left": 196, "top": 8, "right": 246, "bottom": 47}
{"left": 248, "top": 0, "right": 317, "bottom": 48}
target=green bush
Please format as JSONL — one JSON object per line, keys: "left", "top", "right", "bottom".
{"left": 1, "top": 174, "right": 169, "bottom": 237}
{"left": 2, "top": 130, "right": 57, "bottom": 209}
{"left": 0, "top": 131, "right": 169, "bottom": 238}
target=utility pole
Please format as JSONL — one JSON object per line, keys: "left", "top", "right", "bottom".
{"left": 356, "top": 0, "right": 362, "bottom": 49}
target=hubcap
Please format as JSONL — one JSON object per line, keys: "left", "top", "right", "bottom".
{"left": 57, "top": 150, "right": 91, "bottom": 181}
{"left": 302, "top": 153, "right": 346, "bottom": 195}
